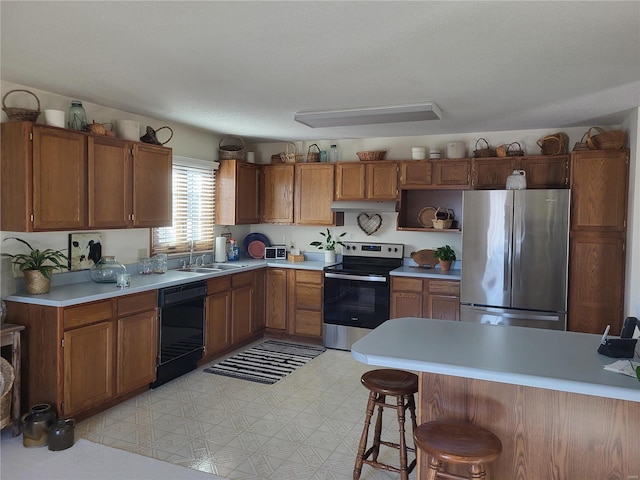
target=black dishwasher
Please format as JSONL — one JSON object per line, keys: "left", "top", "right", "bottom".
{"left": 151, "top": 281, "right": 207, "bottom": 388}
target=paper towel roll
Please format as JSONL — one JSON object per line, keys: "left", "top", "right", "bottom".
{"left": 215, "top": 237, "right": 227, "bottom": 262}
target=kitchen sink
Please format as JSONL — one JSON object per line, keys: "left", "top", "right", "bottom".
{"left": 176, "top": 267, "right": 223, "bottom": 273}
{"left": 202, "top": 263, "right": 244, "bottom": 270}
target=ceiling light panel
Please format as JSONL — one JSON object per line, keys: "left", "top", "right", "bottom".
{"left": 294, "top": 102, "right": 442, "bottom": 128}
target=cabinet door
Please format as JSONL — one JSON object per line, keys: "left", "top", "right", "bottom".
{"left": 88, "top": 136, "right": 132, "bottom": 228}
{"left": 231, "top": 272, "right": 255, "bottom": 343}
{"left": 568, "top": 235, "right": 625, "bottom": 335}
{"left": 520, "top": 155, "right": 568, "bottom": 189}
{"left": 390, "top": 277, "right": 423, "bottom": 318}
{"left": 33, "top": 126, "right": 87, "bottom": 230}
{"left": 132, "top": 143, "right": 172, "bottom": 227}
{"left": 432, "top": 159, "right": 470, "bottom": 188}
{"left": 390, "top": 292, "right": 423, "bottom": 318}
{"left": 335, "top": 163, "right": 366, "bottom": 200}
{"left": 295, "top": 164, "right": 337, "bottom": 225}
{"left": 288, "top": 270, "right": 322, "bottom": 338}
{"left": 400, "top": 161, "right": 432, "bottom": 188}
{"left": 205, "top": 290, "right": 231, "bottom": 356}
{"left": 425, "top": 295, "right": 460, "bottom": 321}
{"left": 116, "top": 310, "right": 157, "bottom": 395}
{"left": 366, "top": 162, "right": 398, "bottom": 200}
{"left": 266, "top": 268, "right": 287, "bottom": 330}
{"left": 570, "top": 150, "right": 629, "bottom": 232}
{"left": 253, "top": 268, "right": 266, "bottom": 332}
{"left": 236, "top": 163, "right": 260, "bottom": 224}
{"left": 63, "top": 321, "right": 115, "bottom": 416}
{"left": 262, "top": 164, "right": 294, "bottom": 223}
{"left": 471, "top": 158, "right": 517, "bottom": 190}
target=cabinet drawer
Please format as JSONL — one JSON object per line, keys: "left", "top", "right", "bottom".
{"left": 64, "top": 300, "right": 113, "bottom": 330}
{"left": 295, "top": 270, "right": 322, "bottom": 285}
{"left": 232, "top": 271, "right": 254, "bottom": 288}
{"left": 392, "top": 277, "right": 423, "bottom": 293}
{"left": 428, "top": 280, "right": 460, "bottom": 295}
{"left": 207, "top": 276, "right": 231, "bottom": 295}
{"left": 117, "top": 290, "right": 157, "bottom": 316}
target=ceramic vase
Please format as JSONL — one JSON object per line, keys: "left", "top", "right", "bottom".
{"left": 324, "top": 250, "right": 336, "bottom": 263}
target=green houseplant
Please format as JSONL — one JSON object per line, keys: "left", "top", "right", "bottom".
{"left": 1, "top": 237, "right": 68, "bottom": 294}
{"left": 310, "top": 229, "right": 346, "bottom": 263}
{"left": 433, "top": 245, "right": 456, "bottom": 271}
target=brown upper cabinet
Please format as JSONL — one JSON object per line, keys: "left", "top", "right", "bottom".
{"left": 335, "top": 161, "right": 398, "bottom": 200}
{"left": 294, "top": 163, "right": 343, "bottom": 226}
{"left": 216, "top": 160, "right": 260, "bottom": 225}
{"left": 1, "top": 122, "right": 172, "bottom": 231}
{"left": 471, "top": 155, "right": 569, "bottom": 190}
{"left": 1, "top": 122, "right": 87, "bottom": 231}
{"left": 89, "top": 136, "right": 172, "bottom": 228}
{"left": 261, "top": 164, "right": 295, "bottom": 223}
{"left": 399, "top": 159, "right": 471, "bottom": 189}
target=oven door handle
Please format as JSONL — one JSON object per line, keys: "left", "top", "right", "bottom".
{"left": 324, "top": 272, "right": 387, "bottom": 283}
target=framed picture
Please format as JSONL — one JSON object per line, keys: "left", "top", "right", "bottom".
{"left": 68, "top": 233, "right": 103, "bottom": 271}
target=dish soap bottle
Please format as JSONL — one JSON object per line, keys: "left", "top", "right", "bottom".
{"left": 228, "top": 239, "right": 240, "bottom": 261}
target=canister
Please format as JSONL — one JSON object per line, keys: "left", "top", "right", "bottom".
{"left": 446, "top": 141, "right": 466, "bottom": 159}
{"left": 48, "top": 418, "right": 76, "bottom": 451}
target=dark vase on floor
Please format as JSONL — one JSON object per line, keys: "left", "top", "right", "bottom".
{"left": 22, "top": 403, "right": 57, "bottom": 448}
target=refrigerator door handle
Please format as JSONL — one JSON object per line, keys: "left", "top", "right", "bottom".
{"left": 504, "top": 204, "right": 512, "bottom": 293}
{"left": 465, "top": 306, "right": 562, "bottom": 322}
{"left": 513, "top": 203, "right": 523, "bottom": 293}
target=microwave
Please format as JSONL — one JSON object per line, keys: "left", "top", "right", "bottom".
{"left": 264, "top": 245, "right": 287, "bottom": 260}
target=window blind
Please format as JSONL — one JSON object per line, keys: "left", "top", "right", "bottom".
{"left": 152, "top": 158, "right": 217, "bottom": 255}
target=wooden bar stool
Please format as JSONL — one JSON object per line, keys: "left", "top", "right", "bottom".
{"left": 413, "top": 420, "right": 502, "bottom": 480}
{"left": 353, "top": 369, "right": 418, "bottom": 480}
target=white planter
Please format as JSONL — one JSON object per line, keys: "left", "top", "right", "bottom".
{"left": 324, "top": 250, "right": 336, "bottom": 263}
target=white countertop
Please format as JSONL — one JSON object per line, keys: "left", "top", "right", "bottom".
{"left": 351, "top": 317, "right": 640, "bottom": 402}
{"left": 5, "top": 259, "right": 332, "bottom": 307}
{"left": 390, "top": 266, "right": 461, "bottom": 280}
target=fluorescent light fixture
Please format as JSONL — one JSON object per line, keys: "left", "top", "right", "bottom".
{"left": 294, "top": 101, "right": 441, "bottom": 128}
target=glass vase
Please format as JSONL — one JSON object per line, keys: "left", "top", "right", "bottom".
{"left": 89, "top": 256, "right": 126, "bottom": 283}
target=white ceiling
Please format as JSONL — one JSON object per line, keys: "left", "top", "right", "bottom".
{"left": 1, "top": 1, "right": 639, "bottom": 144}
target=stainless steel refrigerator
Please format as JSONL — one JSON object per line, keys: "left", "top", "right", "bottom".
{"left": 460, "top": 189, "right": 570, "bottom": 330}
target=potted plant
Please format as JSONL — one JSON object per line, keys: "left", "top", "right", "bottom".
{"left": 433, "top": 245, "right": 456, "bottom": 271}
{"left": 310, "top": 228, "right": 346, "bottom": 263}
{"left": 1, "top": 237, "right": 68, "bottom": 294}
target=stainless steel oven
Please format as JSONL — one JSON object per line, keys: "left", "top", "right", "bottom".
{"left": 151, "top": 281, "right": 207, "bottom": 388}
{"left": 323, "top": 242, "right": 403, "bottom": 350}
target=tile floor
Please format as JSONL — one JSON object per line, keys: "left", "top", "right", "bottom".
{"left": 75, "top": 341, "right": 418, "bottom": 480}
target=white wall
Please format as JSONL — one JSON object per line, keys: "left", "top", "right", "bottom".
{"left": 622, "top": 108, "right": 639, "bottom": 318}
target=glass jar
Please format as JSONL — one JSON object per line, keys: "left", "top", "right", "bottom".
{"left": 138, "top": 257, "right": 153, "bottom": 275}
{"left": 89, "top": 256, "right": 126, "bottom": 283}
{"left": 152, "top": 254, "right": 167, "bottom": 274}
{"left": 329, "top": 144, "right": 338, "bottom": 162}
{"left": 67, "top": 100, "right": 87, "bottom": 131}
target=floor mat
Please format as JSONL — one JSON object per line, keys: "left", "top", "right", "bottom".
{"left": 203, "top": 340, "right": 326, "bottom": 384}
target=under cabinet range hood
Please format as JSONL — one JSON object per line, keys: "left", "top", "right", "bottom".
{"left": 330, "top": 201, "right": 398, "bottom": 213}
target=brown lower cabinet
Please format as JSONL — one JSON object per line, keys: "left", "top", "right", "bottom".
{"left": 203, "top": 270, "right": 265, "bottom": 363}
{"left": 390, "top": 276, "right": 460, "bottom": 320}
{"left": 265, "top": 268, "right": 323, "bottom": 339}
{"left": 7, "top": 290, "right": 158, "bottom": 419}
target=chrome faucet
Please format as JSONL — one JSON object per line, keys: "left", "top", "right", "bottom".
{"left": 188, "top": 240, "right": 195, "bottom": 266}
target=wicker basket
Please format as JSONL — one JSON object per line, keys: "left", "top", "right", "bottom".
{"left": 497, "top": 142, "right": 524, "bottom": 157}
{"left": 417, "top": 206, "right": 437, "bottom": 228}
{"left": 281, "top": 142, "right": 302, "bottom": 163}
{"left": 0, "top": 357, "right": 14, "bottom": 430}
{"left": 140, "top": 125, "right": 173, "bottom": 145}
{"left": 572, "top": 131, "right": 591, "bottom": 151}
{"left": 306, "top": 144, "right": 320, "bottom": 162}
{"left": 2, "top": 89, "right": 41, "bottom": 122}
{"left": 586, "top": 127, "right": 627, "bottom": 150}
{"left": 473, "top": 138, "right": 495, "bottom": 158}
{"left": 219, "top": 135, "right": 246, "bottom": 161}
{"left": 537, "top": 133, "right": 569, "bottom": 155}
{"left": 356, "top": 150, "right": 387, "bottom": 161}
{"left": 432, "top": 207, "right": 454, "bottom": 229}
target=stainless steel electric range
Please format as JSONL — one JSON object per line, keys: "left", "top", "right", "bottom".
{"left": 323, "top": 242, "right": 404, "bottom": 350}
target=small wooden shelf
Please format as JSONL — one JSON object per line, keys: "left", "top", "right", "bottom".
{"left": 396, "top": 226, "right": 461, "bottom": 233}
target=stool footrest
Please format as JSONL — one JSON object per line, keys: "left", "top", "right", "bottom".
{"left": 362, "top": 458, "right": 417, "bottom": 475}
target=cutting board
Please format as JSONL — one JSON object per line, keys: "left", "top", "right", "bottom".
{"left": 410, "top": 249, "right": 438, "bottom": 268}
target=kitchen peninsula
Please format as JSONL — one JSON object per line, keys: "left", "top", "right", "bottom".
{"left": 351, "top": 317, "right": 639, "bottom": 479}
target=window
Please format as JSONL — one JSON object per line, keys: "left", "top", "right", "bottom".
{"left": 152, "top": 156, "right": 218, "bottom": 255}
